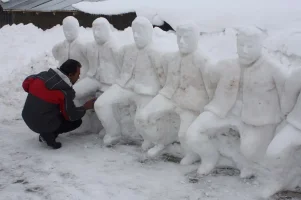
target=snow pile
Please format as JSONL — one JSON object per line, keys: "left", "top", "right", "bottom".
{"left": 0, "top": 24, "right": 91, "bottom": 121}
{"left": 0, "top": 24, "right": 62, "bottom": 84}
{"left": 73, "top": 0, "right": 301, "bottom": 33}
{"left": 0, "top": 52, "right": 57, "bottom": 122}
{"left": 265, "top": 29, "right": 301, "bottom": 68}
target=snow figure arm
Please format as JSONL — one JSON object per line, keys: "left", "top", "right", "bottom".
{"left": 85, "top": 43, "right": 98, "bottom": 78}
{"left": 194, "top": 53, "right": 214, "bottom": 100}
{"left": 114, "top": 45, "right": 126, "bottom": 72}
{"left": 77, "top": 42, "right": 90, "bottom": 75}
{"left": 280, "top": 67, "right": 301, "bottom": 116}
{"left": 52, "top": 42, "right": 62, "bottom": 61}
{"left": 149, "top": 49, "right": 166, "bottom": 87}
{"left": 109, "top": 41, "right": 121, "bottom": 74}
{"left": 270, "top": 59, "right": 288, "bottom": 96}
{"left": 82, "top": 43, "right": 95, "bottom": 77}
{"left": 204, "top": 60, "right": 240, "bottom": 118}
{"left": 158, "top": 53, "right": 175, "bottom": 99}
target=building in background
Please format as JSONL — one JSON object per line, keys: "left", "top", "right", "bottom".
{"left": 0, "top": 0, "right": 136, "bottom": 30}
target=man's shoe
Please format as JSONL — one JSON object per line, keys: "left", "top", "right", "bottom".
{"left": 39, "top": 135, "right": 46, "bottom": 143}
{"left": 39, "top": 135, "right": 62, "bottom": 149}
{"left": 50, "top": 142, "right": 62, "bottom": 149}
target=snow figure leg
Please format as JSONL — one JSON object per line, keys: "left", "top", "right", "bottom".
{"left": 239, "top": 124, "right": 276, "bottom": 179}
{"left": 240, "top": 123, "right": 276, "bottom": 161}
{"left": 266, "top": 123, "right": 301, "bottom": 158}
{"left": 133, "top": 94, "right": 153, "bottom": 150}
{"left": 259, "top": 123, "right": 301, "bottom": 198}
{"left": 94, "top": 84, "right": 133, "bottom": 146}
{"left": 186, "top": 111, "right": 231, "bottom": 176}
{"left": 73, "top": 77, "right": 101, "bottom": 100}
{"left": 177, "top": 110, "right": 200, "bottom": 165}
{"left": 136, "top": 94, "right": 175, "bottom": 157}
{"left": 73, "top": 77, "right": 101, "bottom": 133}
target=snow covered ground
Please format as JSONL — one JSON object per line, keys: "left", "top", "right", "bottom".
{"left": 1, "top": 16, "right": 301, "bottom": 199}
{"left": 1, "top": 120, "right": 262, "bottom": 200}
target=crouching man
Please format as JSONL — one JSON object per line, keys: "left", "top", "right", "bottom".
{"left": 21, "top": 59, "right": 95, "bottom": 149}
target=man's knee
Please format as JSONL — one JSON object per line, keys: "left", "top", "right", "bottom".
{"left": 74, "top": 119, "right": 82, "bottom": 129}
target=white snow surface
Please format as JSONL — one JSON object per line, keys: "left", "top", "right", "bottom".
{"left": 1, "top": 22, "right": 301, "bottom": 199}
{"left": 73, "top": 0, "right": 301, "bottom": 33}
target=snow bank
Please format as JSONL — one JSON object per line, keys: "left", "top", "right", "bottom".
{"left": 0, "top": 24, "right": 91, "bottom": 121}
{"left": 265, "top": 29, "right": 301, "bottom": 68}
{"left": 73, "top": 0, "right": 301, "bottom": 33}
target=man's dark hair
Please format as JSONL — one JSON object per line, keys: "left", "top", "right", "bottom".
{"left": 59, "top": 59, "right": 81, "bottom": 76}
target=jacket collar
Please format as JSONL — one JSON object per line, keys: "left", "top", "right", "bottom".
{"left": 52, "top": 68, "right": 73, "bottom": 87}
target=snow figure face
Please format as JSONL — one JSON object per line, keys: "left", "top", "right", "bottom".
{"left": 92, "top": 18, "right": 111, "bottom": 45}
{"left": 132, "top": 16, "right": 153, "bottom": 49}
{"left": 62, "top": 16, "right": 79, "bottom": 43}
{"left": 176, "top": 22, "right": 200, "bottom": 55}
{"left": 236, "top": 27, "right": 262, "bottom": 66}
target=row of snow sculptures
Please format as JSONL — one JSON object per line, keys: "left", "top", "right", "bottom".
{"left": 51, "top": 15, "right": 301, "bottom": 199}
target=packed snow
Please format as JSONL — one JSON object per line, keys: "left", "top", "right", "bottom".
{"left": 1, "top": 7, "right": 301, "bottom": 199}
{"left": 73, "top": 0, "right": 301, "bottom": 32}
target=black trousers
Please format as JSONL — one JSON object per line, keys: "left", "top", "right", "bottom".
{"left": 40, "top": 119, "right": 82, "bottom": 145}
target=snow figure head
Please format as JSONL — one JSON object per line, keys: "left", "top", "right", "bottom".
{"left": 92, "top": 18, "right": 112, "bottom": 45}
{"left": 236, "top": 27, "right": 263, "bottom": 66}
{"left": 62, "top": 16, "right": 79, "bottom": 43}
{"left": 176, "top": 22, "right": 200, "bottom": 55}
{"left": 132, "top": 16, "right": 153, "bottom": 49}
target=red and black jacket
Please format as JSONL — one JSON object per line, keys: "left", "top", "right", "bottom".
{"left": 22, "top": 68, "right": 86, "bottom": 134}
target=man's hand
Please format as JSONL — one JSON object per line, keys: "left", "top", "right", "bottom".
{"left": 83, "top": 98, "right": 96, "bottom": 110}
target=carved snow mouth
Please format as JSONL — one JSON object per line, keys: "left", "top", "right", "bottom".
{"left": 238, "top": 56, "right": 251, "bottom": 61}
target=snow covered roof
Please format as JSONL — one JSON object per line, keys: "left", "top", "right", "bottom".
{"left": 0, "top": 0, "right": 103, "bottom": 11}
{"left": 72, "top": 0, "right": 301, "bottom": 33}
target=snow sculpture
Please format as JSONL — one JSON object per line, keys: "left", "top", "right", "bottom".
{"left": 52, "top": 16, "right": 89, "bottom": 78}
{"left": 260, "top": 67, "right": 301, "bottom": 198}
{"left": 185, "top": 27, "right": 287, "bottom": 178}
{"left": 135, "top": 22, "right": 211, "bottom": 160}
{"left": 94, "top": 16, "right": 164, "bottom": 146}
{"left": 73, "top": 18, "right": 119, "bottom": 100}
{"left": 72, "top": 18, "right": 119, "bottom": 134}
